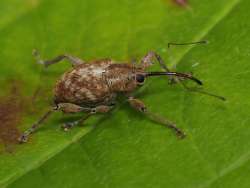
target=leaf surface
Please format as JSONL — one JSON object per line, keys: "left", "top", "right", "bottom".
{"left": 0, "top": 0, "right": 249, "bottom": 187}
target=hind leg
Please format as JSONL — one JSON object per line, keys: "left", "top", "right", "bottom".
{"left": 33, "top": 49, "right": 85, "bottom": 68}
{"left": 19, "top": 108, "right": 55, "bottom": 143}
{"left": 18, "top": 103, "right": 86, "bottom": 143}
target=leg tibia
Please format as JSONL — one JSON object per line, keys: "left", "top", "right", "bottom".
{"left": 33, "top": 49, "right": 85, "bottom": 68}
{"left": 128, "top": 97, "right": 186, "bottom": 138}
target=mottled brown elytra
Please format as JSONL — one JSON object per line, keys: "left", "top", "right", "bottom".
{"left": 19, "top": 41, "right": 225, "bottom": 143}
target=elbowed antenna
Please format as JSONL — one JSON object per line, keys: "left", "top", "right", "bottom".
{"left": 168, "top": 40, "right": 208, "bottom": 48}
{"left": 146, "top": 71, "right": 226, "bottom": 101}
{"left": 146, "top": 71, "right": 203, "bottom": 85}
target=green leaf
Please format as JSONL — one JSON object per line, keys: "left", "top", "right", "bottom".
{"left": 0, "top": 0, "right": 249, "bottom": 187}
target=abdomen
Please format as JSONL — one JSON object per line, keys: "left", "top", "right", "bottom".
{"left": 54, "top": 61, "right": 115, "bottom": 107}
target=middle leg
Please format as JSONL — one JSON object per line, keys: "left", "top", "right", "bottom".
{"left": 61, "top": 105, "right": 114, "bottom": 131}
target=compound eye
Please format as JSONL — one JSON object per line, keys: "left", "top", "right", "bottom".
{"left": 136, "top": 74, "right": 145, "bottom": 83}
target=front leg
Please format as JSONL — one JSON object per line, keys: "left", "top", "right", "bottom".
{"left": 140, "top": 51, "right": 191, "bottom": 84}
{"left": 140, "top": 51, "right": 178, "bottom": 84}
{"left": 140, "top": 51, "right": 170, "bottom": 72}
{"left": 128, "top": 97, "right": 186, "bottom": 138}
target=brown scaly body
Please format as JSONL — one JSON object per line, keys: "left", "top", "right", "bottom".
{"left": 19, "top": 50, "right": 225, "bottom": 143}
{"left": 54, "top": 59, "right": 114, "bottom": 107}
{"left": 54, "top": 60, "right": 146, "bottom": 107}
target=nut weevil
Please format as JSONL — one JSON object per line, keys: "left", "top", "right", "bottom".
{"left": 19, "top": 44, "right": 225, "bottom": 143}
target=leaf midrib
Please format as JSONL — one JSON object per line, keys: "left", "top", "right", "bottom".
{"left": 169, "top": 0, "right": 241, "bottom": 67}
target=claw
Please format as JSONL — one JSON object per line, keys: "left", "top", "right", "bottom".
{"left": 168, "top": 123, "right": 186, "bottom": 139}
{"left": 32, "top": 49, "right": 45, "bottom": 66}
{"left": 175, "top": 129, "right": 186, "bottom": 139}
{"left": 18, "top": 134, "right": 28, "bottom": 144}
{"left": 61, "top": 122, "right": 75, "bottom": 132}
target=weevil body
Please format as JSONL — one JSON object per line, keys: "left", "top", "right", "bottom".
{"left": 54, "top": 60, "right": 142, "bottom": 107}
{"left": 19, "top": 49, "right": 224, "bottom": 143}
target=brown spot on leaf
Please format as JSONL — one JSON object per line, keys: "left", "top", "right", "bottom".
{"left": 0, "top": 80, "right": 24, "bottom": 153}
{"left": 172, "top": 0, "right": 188, "bottom": 6}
